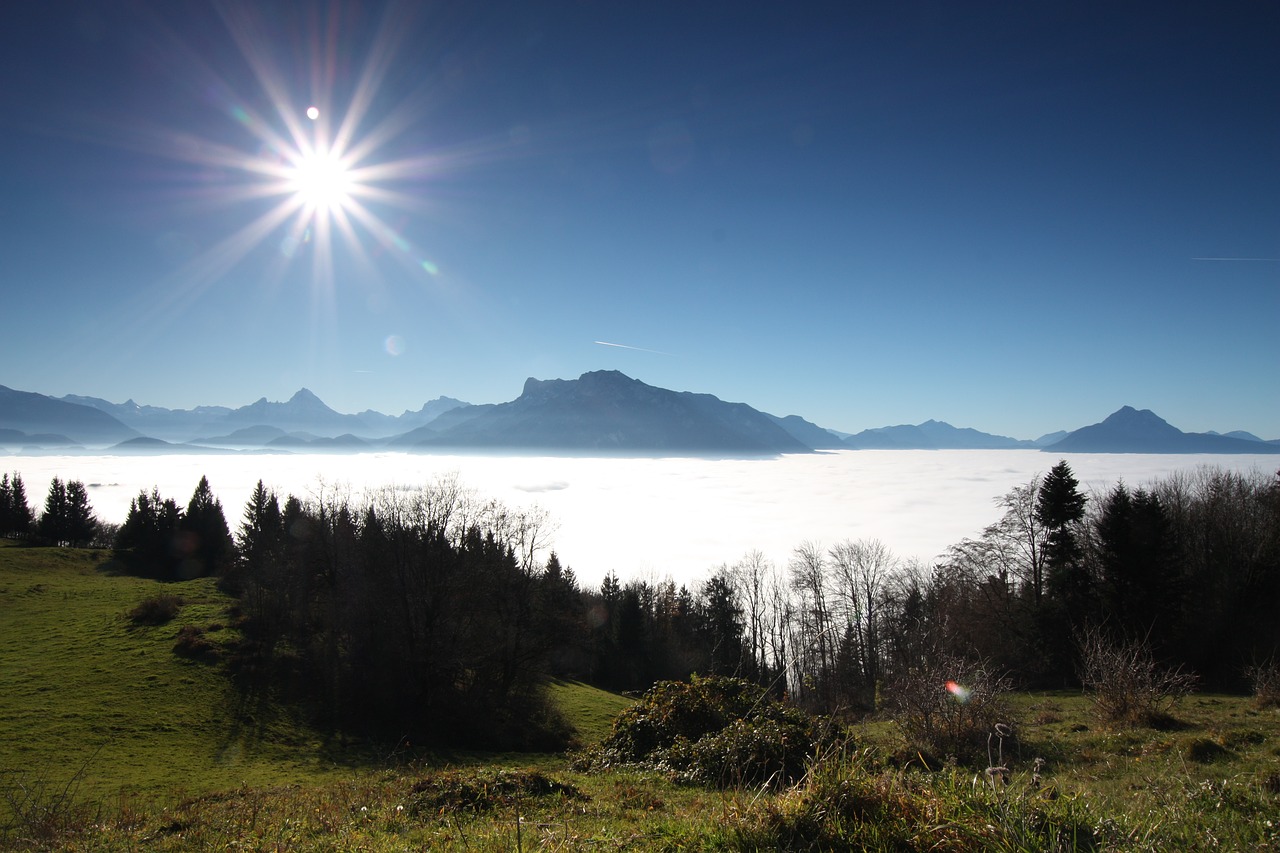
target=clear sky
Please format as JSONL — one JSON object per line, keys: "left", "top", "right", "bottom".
{"left": 3, "top": 1, "right": 1278, "bottom": 441}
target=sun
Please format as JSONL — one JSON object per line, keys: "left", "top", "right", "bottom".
{"left": 288, "top": 147, "right": 353, "bottom": 210}
{"left": 118, "top": 2, "right": 473, "bottom": 316}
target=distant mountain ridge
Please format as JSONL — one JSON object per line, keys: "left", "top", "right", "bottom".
{"left": 55, "top": 389, "right": 469, "bottom": 444}
{"left": 2, "top": 375, "right": 1277, "bottom": 455}
{"left": 845, "top": 419, "right": 1034, "bottom": 450}
{"left": 1043, "top": 406, "right": 1279, "bottom": 454}
{"left": 0, "top": 385, "right": 138, "bottom": 446}
{"left": 390, "top": 370, "right": 809, "bottom": 454}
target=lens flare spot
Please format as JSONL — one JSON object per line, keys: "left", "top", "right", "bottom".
{"left": 945, "top": 680, "right": 971, "bottom": 703}
{"left": 420, "top": 260, "right": 439, "bottom": 276}
{"left": 306, "top": 106, "right": 320, "bottom": 121}
{"left": 384, "top": 334, "right": 405, "bottom": 356}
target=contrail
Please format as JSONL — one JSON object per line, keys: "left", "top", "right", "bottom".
{"left": 594, "top": 340, "right": 672, "bottom": 356}
{"left": 1191, "top": 257, "right": 1280, "bottom": 262}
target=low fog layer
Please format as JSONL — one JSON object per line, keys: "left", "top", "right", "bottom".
{"left": 6, "top": 450, "right": 1276, "bottom": 586}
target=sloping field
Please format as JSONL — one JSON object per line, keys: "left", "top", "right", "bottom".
{"left": 0, "top": 542, "right": 354, "bottom": 802}
{"left": 0, "top": 542, "right": 634, "bottom": 799}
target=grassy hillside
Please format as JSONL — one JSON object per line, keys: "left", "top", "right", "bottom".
{"left": 0, "top": 541, "right": 637, "bottom": 792}
{"left": 3, "top": 541, "right": 1279, "bottom": 851}
{"left": 0, "top": 542, "right": 362, "bottom": 801}
{"left": 547, "top": 679, "right": 634, "bottom": 746}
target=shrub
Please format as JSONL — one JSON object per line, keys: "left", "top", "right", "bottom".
{"left": 407, "top": 768, "right": 583, "bottom": 816}
{"left": 584, "top": 675, "right": 836, "bottom": 787}
{"left": 173, "top": 625, "right": 219, "bottom": 662}
{"left": 689, "top": 716, "right": 819, "bottom": 787}
{"left": 127, "top": 593, "right": 184, "bottom": 626}
{"left": 1246, "top": 659, "right": 1280, "bottom": 709}
{"left": 0, "top": 755, "right": 98, "bottom": 847}
{"left": 603, "top": 675, "right": 769, "bottom": 761}
{"left": 1076, "top": 627, "right": 1196, "bottom": 727}
{"left": 881, "top": 651, "right": 1013, "bottom": 764}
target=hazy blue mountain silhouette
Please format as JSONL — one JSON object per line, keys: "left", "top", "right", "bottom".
{"left": 844, "top": 419, "right": 1033, "bottom": 450}
{"left": 223, "top": 389, "right": 369, "bottom": 434}
{"left": 299, "top": 433, "right": 371, "bottom": 449}
{"left": 109, "top": 436, "right": 226, "bottom": 454}
{"left": 843, "top": 423, "right": 932, "bottom": 449}
{"left": 766, "top": 414, "right": 848, "bottom": 449}
{"left": 0, "top": 427, "right": 79, "bottom": 448}
{"left": 191, "top": 425, "right": 291, "bottom": 447}
{"left": 355, "top": 397, "right": 469, "bottom": 435}
{"left": 64, "top": 389, "right": 467, "bottom": 442}
{"left": 14, "top": 379, "right": 1280, "bottom": 454}
{"left": 62, "top": 394, "right": 233, "bottom": 441}
{"left": 1045, "top": 406, "right": 1280, "bottom": 454}
{"left": 1033, "top": 430, "right": 1070, "bottom": 447}
{"left": 1206, "top": 429, "right": 1265, "bottom": 443}
{"left": 391, "top": 370, "right": 810, "bottom": 455}
{"left": 1, "top": 385, "right": 138, "bottom": 445}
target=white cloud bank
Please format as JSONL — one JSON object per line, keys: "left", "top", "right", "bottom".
{"left": 6, "top": 450, "right": 1276, "bottom": 587}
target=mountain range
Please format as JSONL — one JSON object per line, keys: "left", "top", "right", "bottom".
{"left": 1, "top": 374, "right": 1277, "bottom": 456}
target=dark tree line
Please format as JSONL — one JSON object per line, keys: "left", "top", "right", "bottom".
{"left": 580, "top": 569, "right": 756, "bottom": 692}
{"left": 575, "top": 461, "right": 1279, "bottom": 714}
{"left": 0, "top": 473, "right": 35, "bottom": 539}
{"left": 927, "top": 463, "right": 1280, "bottom": 691}
{"left": 114, "top": 475, "right": 233, "bottom": 579}
{"left": 222, "top": 478, "right": 586, "bottom": 747}
{"left": 0, "top": 472, "right": 96, "bottom": 546}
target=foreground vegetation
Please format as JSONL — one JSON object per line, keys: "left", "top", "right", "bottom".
{"left": 3, "top": 542, "right": 1279, "bottom": 850}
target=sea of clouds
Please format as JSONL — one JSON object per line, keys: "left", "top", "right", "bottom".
{"left": 5, "top": 450, "right": 1277, "bottom": 587}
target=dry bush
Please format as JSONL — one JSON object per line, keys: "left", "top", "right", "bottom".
{"left": 0, "top": 753, "right": 99, "bottom": 847}
{"left": 1076, "top": 627, "right": 1195, "bottom": 727}
{"left": 173, "top": 625, "right": 219, "bottom": 662}
{"left": 126, "top": 593, "right": 184, "bottom": 626}
{"left": 1245, "top": 659, "right": 1280, "bottom": 708}
{"left": 881, "top": 651, "right": 1013, "bottom": 765}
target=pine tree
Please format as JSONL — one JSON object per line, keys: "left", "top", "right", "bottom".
{"left": 1036, "top": 460, "right": 1089, "bottom": 607}
{"left": 179, "top": 475, "right": 233, "bottom": 578}
{"left": 225, "top": 479, "right": 283, "bottom": 597}
{"left": 37, "top": 477, "right": 69, "bottom": 545}
{"left": 697, "top": 573, "right": 746, "bottom": 677}
{"left": 0, "top": 473, "right": 22, "bottom": 538}
{"left": 8, "top": 473, "right": 33, "bottom": 538}
{"left": 64, "top": 480, "right": 97, "bottom": 547}
{"left": 115, "top": 488, "right": 183, "bottom": 577}
{"left": 1095, "top": 484, "right": 1180, "bottom": 648}
{"left": 237, "top": 480, "right": 284, "bottom": 557}
{"left": 0, "top": 474, "right": 11, "bottom": 537}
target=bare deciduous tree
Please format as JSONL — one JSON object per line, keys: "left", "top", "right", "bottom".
{"left": 829, "top": 538, "right": 897, "bottom": 690}
{"left": 789, "top": 541, "right": 835, "bottom": 708}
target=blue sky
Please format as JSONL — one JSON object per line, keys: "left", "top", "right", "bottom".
{"left": 3, "top": 1, "right": 1277, "bottom": 440}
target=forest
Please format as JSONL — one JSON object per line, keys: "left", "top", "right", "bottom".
{"left": 2, "top": 462, "right": 1278, "bottom": 749}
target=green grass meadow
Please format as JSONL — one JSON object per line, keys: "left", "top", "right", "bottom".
{"left": 3, "top": 540, "right": 1279, "bottom": 851}
{"left": 0, "top": 542, "right": 363, "bottom": 801}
